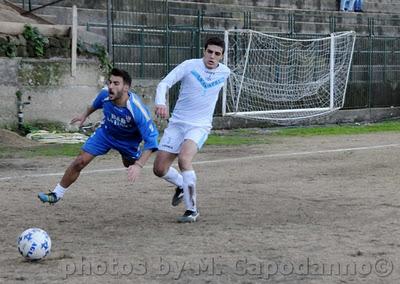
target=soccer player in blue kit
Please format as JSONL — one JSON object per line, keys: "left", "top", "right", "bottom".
{"left": 38, "top": 68, "right": 158, "bottom": 204}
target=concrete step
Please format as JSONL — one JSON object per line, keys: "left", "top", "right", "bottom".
{"left": 9, "top": 0, "right": 400, "bottom": 14}
{"left": 113, "top": 62, "right": 169, "bottom": 78}
{"left": 110, "top": 10, "right": 400, "bottom": 36}
{"left": 166, "top": 0, "right": 400, "bottom": 20}
{"left": 113, "top": 44, "right": 194, "bottom": 64}
{"left": 9, "top": 4, "right": 107, "bottom": 26}
{"left": 168, "top": 0, "right": 336, "bottom": 12}
{"left": 7, "top": 0, "right": 107, "bottom": 9}
{"left": 7, "top": 0, "right": 400, "bottom": 36}
{"left": 364, "top": 0, "right": 400, "bottom": 13}
{"left": 170, "top": 0, "right": 400, "bottom": 13}
{"left": 2, "top": 0, "right": 56, "bottom": 24}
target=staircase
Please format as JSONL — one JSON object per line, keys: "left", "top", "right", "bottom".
{"left": 5, "top": 0, "right": 400, "bottom": 83}
{"left": 5, "top": 0, "right": 400, "bottom": 36}
{"left": 3, "top": 0, "right": 400, "bottom": 113}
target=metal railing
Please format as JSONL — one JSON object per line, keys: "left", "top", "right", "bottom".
{"left": 18, "top": 0, "right": 400, "bottom": 111}
{"left": 21, "top": 0, "right": 66, "bottom": 14}
{"left": 107, "top": 1, "right": 400, "bottom": 112}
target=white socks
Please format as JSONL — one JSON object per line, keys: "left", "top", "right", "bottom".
{"left": 162, "top": 167, "right": 183, "bottom": 188}
{"left": 53, "top": 183, "right": 67, "bottom": 199}
{"left": 182, "top": 170, "right": 197, "bottom": 212}
{"left": 162, "top": 168, "right": 197, "bottom": 212}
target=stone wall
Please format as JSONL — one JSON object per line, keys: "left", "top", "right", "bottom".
{"left": 1, "top": 56, "right": 400, "bottom": 131}
{"left": 0, "top": 57, "right": 104, "bottom": 129}
{"left": 0, "top": 57, "right": 163, "bottom": 131}
{"left": 0, "top": 21, "right": 111, "bottom": 130}
{"left": 0, "top": 34, "right": 71, "bottom": 58}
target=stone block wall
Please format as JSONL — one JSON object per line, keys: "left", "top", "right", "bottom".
{"left": 0, "top": 57, "right": 105, "bottom": 129}
{"left": 0, "top": 21, "right": 115, "bottom": 130}
{"left": 0, "top": 33, "right": 71, "bottom": 58}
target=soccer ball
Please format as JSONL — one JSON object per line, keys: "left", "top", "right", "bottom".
{"left": 17, "top": 228, "right": 51, "bottom": 261}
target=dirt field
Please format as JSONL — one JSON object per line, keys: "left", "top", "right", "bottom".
{"left": 1, "top": 130, "right": 400, "bottom": 283}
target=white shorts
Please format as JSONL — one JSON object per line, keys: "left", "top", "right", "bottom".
{"left": 159, "top": 122, "right": 209, "bottom": 154}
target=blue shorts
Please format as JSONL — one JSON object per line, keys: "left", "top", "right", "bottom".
{"left": 82, "top": 127, "right": 141, "bottom": 160}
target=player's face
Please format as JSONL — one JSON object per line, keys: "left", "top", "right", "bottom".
{"left": 108, "top": 75, "right": 128, "bottom": 101}
{"left": 203, "top": 44, "right": 224, "bottom": 69}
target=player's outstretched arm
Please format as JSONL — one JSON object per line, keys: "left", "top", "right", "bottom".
{"left": 70, "top": 106, "right": 96, "bottom": 127}
{"left": 127, "top": 149, "right": 153, "bottom": 182}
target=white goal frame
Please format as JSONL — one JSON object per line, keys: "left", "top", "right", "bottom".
{"left": 222, "top": 30, "right": 356, "bottom": 123}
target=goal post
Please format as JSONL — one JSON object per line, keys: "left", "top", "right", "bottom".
{"left": 222, "top": 29, "right": 356, "bottom": 124}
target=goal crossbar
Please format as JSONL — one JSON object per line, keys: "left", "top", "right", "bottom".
{"left": 222, "top": 29, "right": 356, "bottom": 124}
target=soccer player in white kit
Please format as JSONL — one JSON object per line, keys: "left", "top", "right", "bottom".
{"left": 153, "top": 37, "right": 231, "bottom": 223}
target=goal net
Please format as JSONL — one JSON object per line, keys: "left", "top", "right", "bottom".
{"left": 222, "top": 30, "right": 356, "bottom": 124}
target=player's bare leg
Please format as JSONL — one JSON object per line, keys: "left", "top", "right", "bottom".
{"left": 153, "top": 151, "right": 184, "bottom": 206}
{"left": 38, "top": 151, "right": 95, "bottom": 204}
{"left": 60, "top": 151, "right": 95, "bottom": 187}
{"left": 153, "top": 150, "right": 177, "bottom": 177}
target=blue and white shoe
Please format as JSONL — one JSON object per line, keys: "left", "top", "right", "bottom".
{"left": 38, "top": 192, "right": 60, "bottom": 204}
{"left": 177, "top": 210, "right": 199, "bottom": 223}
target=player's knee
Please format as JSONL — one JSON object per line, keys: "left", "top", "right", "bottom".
{"left": 153, "top": 164, "right": 166, "bottom": 177}
{"left": 71, "top": 156, "right": 88, "bottom": 172}
{"left": 178, "top": 156, "right": 192, "bottom": 171}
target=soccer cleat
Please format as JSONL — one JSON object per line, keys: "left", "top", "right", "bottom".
{"left": 38, "top": 192, "right": 60, "bottom": 204}
{"left": 177, "top": 210, "right": 199, "bottom": 223}
{"left": 171, "top": 186, "right": 184, "bottom": 206}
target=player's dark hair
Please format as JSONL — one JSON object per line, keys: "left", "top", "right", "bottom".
{"left": 110, "top": 68, "right": 132, "bottom": 87}
{"left": 204, "top": 37, "right": 225, "bottom": 53}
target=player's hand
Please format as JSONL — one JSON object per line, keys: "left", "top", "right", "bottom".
{"left": 155, "top": 105, "right": 169, "bottom": 119}
{"left": 70, "top": 115, "right": 87, "bottom": 127}
{"left": 127, "top": 164, "right": 142, "bottom": 182}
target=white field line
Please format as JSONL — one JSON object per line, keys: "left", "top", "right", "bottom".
{"left": 1, "top": 143, "right": 400, "bottom": 181}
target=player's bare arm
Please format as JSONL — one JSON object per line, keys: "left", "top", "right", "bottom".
{"left": 127, "top": 149, "right": 153, "bottom": 182}
{"left": 70, "top": 106, "right": 96, "bottom": 127}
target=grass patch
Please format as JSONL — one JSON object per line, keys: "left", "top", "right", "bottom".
{"left": 1, "top": 120, "right": 400, "bottom": 158}
{"left": 0, "top": 143, "right": 82, "bottom": 159}
{"left": 206, "top": 120, "right": 400, "bottom": 145}
{"left": 9, "top": 120, "right": 67, "bottom": 136}
{"left": 272, "top": 121, "right": 400, "bottom": 137}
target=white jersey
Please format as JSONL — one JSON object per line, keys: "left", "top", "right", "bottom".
{"left": 156, "top": 58, "right": 231, "bottom": 129}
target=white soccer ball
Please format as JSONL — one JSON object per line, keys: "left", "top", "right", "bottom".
{"left": 17, "top": 228, "right": 51, "bottom": 261}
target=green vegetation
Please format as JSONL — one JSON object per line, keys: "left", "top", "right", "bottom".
{"left": 206, "top": 120, "right": 400, "bottom": 145}
{"left": 22, "top": 24, "right": 49, "bottom": 57}
{"left": 78, "top": 42, "right": 113, "bottom": 73}
{"left": 0, "top": 41, "right": 17, "bottom": 58}
{"left": 18, "top": 61, "right": 64, "bottom": 87}
{"left": 272, "top": 120, "right": 400, "bottom": 136}
{"left": 11, "top": 120, "right": 67, "bottom": 136}
{"left": 0, "top": 143, "right": 82, "bottom": 159}
{"left": 1, "top": 120, "right": 400, "bottom": 158}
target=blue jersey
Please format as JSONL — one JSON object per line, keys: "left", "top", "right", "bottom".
{"left": 91, "top": 89, "right": 158, "bottom": 152}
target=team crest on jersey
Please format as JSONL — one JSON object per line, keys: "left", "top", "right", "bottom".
{"left": 191, "top": 70, "right": 225, "bottom": 89}
{"left": 107, "top": 113, "right": 132, "bottom": 127}
{"left": 205, "top": 70, "right": 215, "bottom": 81}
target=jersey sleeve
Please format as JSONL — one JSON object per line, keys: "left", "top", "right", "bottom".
{"left": 155, "top": 59, "right": 192, "bottom": 105}
{"left": 92, "top": 88, "right": 109, "bottom": 110}
{"left": 127, "top": 94, "right": 159, "bottom": 151}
